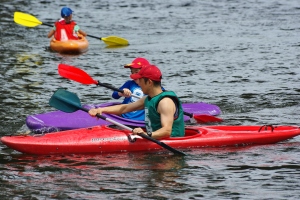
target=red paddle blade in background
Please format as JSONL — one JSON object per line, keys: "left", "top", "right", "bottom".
{"left": 58, "top": 64, "right": 98, "bottom": 85}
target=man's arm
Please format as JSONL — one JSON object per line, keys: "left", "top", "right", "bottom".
{"left": 47, "top": 29, "right": 55, "bottom": 38}
{"left": 153, "top": 97, "right": 176, "bottom": 139}
{"left": 78, "top": 29, "right": 87, "bottom": 37}
{"left": 89, "top": 96, "right": 145, "bottom": 116}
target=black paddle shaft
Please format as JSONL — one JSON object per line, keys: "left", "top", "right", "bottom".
{"left": 137, "top": 133, "right": 186, "bottom": 155}
{"left": 80, "top": 107, "right": 108, "bottom": 121}
{"left": 97, "top": 81, "right": 123, "bottom": 93}
{"left": 87, "top": 34, "right": 102, "bottom": 40}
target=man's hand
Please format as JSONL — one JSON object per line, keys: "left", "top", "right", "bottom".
{"left": 88, "top": 108, "right": 102, "bottom": 117}
{"left": 118, "top": 88, "right": 132, "bottom": 97}
{"left": 132, "top": 127, "right": 146, "bottom": 135}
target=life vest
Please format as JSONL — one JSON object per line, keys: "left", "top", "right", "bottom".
{"left": 144, "top": 91, "right": 185, "bottom": 137}
{"left": 54, "top": 19, "right": 78, "bottom": 41}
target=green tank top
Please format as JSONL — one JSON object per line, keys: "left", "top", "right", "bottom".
{"left": 144, "top": 91, "right": 185, "bottom": 137}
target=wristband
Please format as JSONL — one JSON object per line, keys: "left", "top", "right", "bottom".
{"left": 147, "top": 132, "right": 152, "bottom": 137}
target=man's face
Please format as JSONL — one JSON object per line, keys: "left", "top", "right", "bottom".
{"left": 136, "top": 78, "right": 150, "bottom": 95}
{"left": 130, "top": 68, "right": 140, "bottom": 84}
{"left": 65, "top": 15, "right": 72, "bottom": 23}
{"left": 130, "top": 68, "right": 140, "bottom": 74}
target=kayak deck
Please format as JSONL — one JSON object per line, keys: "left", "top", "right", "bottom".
{"left": 1, "top": 125, "right": 299, "bottom": 155}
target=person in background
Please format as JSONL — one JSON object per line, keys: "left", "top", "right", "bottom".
{"left": 111, "top": 57, "right": 150, "bottom": 121}
{"left": 89, "top": 65, "right": 185, "bottom": 139}
{"left": 47, "top": 6, "right": 87, "bottom": 41}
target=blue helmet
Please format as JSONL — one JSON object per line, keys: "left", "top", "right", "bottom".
{"left": 61, "top": 7, "right": 73, "bottom": 18}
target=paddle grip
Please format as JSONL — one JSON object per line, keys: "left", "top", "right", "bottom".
{"left": 81, "top": 107, "right": 107, "bottom": 121}
{"left": 97, "top": 81, "right": 140, "bottom": 99}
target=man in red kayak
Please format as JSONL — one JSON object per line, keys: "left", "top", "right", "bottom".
{"left": 89, "top": 65, "right": 185, "bottom": 139}
{"left": 47, "top": 7, "right": 87, "bottom": 41}
{"left": 111, "top": 57, "right": 150, "bottom": 121}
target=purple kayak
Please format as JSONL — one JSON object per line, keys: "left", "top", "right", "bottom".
{"left": 26, "top": 102, "right": 221, "bottom": 133}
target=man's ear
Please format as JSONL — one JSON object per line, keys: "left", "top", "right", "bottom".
{"left": 148, "top": 79, "right": 153, "bottom": 85}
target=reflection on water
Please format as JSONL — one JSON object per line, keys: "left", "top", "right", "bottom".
{"left": 1, "top": 150, "right": 187, "bottom": 171}
{"left": 0, "top": 152, "right": 187, "bottom": 198}
{"left": 1, "top": 143, "right": 299, "bottom": 199}
{"left": 16, "top": 53, "right": 44, "bottom": 67}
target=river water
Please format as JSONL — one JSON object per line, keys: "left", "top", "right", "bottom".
{"left": 1, "top": 0, "right": 300, "bottom": 199}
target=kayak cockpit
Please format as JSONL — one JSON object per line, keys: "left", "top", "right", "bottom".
{"left": 106, "top": 125, "right": 204, "bottom": 139}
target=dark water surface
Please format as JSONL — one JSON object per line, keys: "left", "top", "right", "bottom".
{"left": 1, "top": 0, "right": 300, "bottom": 199}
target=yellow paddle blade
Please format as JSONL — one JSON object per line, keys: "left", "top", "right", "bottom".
{"left": 101, "top": 36, "right": 129, "bottom": 46}
{"left": 14, "top": 12, "right": 42, "bottom": 27}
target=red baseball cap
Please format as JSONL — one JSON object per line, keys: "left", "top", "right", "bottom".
{"left": 124, "top": 57, "right": 150, "bottom": 69}
{"left": 130, "top": 65, "right": 162, "bottom": 81}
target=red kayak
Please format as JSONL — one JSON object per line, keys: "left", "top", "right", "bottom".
{"left": 1, "top": 125, "right": 299, "bottom": 155}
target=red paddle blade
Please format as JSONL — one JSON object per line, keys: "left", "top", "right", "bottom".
{"left": 193, "top": 114, "right": 223, "bottom": 123}
{"left": 58, "top": 64, "right": 98, "bottom": 85}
